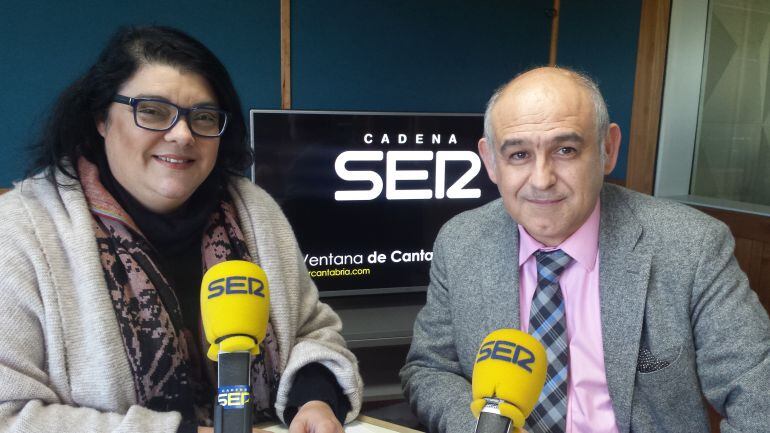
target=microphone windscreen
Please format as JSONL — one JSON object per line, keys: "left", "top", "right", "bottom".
{"left": 471, "top": 329, "right": 547, "bottom": 427}
{"left": 200, "top": 260, "right": 270, "bottom": 361}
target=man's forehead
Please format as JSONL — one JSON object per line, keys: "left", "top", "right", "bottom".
{"left": 503, "top": 71, "right": 588, "bottom": 106}
{"left": 491, "top": 72, "right": 593, "bottom": 132}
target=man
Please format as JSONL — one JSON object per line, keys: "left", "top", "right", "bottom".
{"left": 400, "top": 67, "right": 770, "bottom": 433}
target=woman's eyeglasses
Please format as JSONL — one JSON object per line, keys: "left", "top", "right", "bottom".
{"left": 113, "top": 95, "right": 229, "bottom": 137}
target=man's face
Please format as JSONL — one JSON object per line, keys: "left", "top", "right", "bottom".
{"left": 478, "top": 70, "right": 620, "bottom": 246}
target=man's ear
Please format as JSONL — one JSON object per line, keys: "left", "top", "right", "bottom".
{"left": 602, "top": 123, "right": 621, "bottom": 175}
{"left": 478, "top": 137, "right": 498, "bottom": 185}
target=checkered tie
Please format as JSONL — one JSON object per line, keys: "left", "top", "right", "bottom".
{"left": 526, "top": 249, "right": 572, "bottom": 433}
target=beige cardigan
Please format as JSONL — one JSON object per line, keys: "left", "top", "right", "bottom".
{"left": 0, "top": 172, "right": 362, "bottom": 432}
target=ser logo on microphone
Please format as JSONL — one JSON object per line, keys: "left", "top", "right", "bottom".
{"left": 217, "top": 385, "right": 250, "bottom": 409}
{"left": 476, "top": 340, "right": 536, "bottom": 373}
{"left": 207, "top": 276, "right": 266, "bottom": 299}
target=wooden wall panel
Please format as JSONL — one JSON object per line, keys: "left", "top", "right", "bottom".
{"left": 748, "top": 241, "right": 764, "bottom": 289}
{"left": 756, "top": 243, "right": 770, "bottom": 312}
{"left": 733, "top": 238, "right": 752, "bottom": 273}
{"left": 626, "top": 0, "right": 671, "bottom": 194}
{"left": 548, "top": 0, "right": 560, "bottom": 66}
{"left": 280, "top": 0, "right": 291, "bottom": 109}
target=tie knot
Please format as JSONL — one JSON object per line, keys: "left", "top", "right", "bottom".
{"left": 535, "top": 249, "right": 572, "bottom": 283}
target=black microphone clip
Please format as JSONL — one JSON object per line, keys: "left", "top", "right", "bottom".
{"left": 214, "top": 351, "right": 252, "bottom": 433}
{"left": 474, "top": 398, "right": 514, "bottom": 433}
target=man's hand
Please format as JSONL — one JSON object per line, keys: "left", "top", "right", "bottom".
{"left": 289, "top": 400, "right": 344, "bottom": 433}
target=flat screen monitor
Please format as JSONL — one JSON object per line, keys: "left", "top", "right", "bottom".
{"left": 250, "top": 110, "right": 499, "bottom": 296}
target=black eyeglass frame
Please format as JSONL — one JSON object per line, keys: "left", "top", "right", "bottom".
{"left": 112, "top": 94, "right": 230, "bottom": 137}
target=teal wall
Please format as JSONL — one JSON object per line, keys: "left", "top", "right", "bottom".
{"left": 0, "top": 0, "right": 640, "bottom": 186}
{"left": 291, "top": 0, "right": 549, "bottom": 112}
{"left": 558, "top": 0, "right": 642, "bottom": 182}
{"left": 0, "top": 0, "right": 279, "bottom": 187}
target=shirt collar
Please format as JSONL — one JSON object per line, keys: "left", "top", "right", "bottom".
{"left": 518, "top": 199, "right": 601, "bottom": 271}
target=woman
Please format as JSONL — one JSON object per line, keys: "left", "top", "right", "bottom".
{"left": 0, "top": 26, "right": 361, "bottom": 433}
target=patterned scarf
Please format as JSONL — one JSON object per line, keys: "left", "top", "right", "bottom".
{"left": 78, "top": 157, "right": 281, "bottom": 424}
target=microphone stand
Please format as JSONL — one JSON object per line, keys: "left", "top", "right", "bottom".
{"left": 214, "top": 351, "right": 252, "bottom": 433}
{"left": 474, "top": 398, "right": 513, "bottom": 433}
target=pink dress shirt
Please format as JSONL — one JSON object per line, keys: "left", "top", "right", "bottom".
{"left": 518, "top": 201, "right": 619, "bottom": 433}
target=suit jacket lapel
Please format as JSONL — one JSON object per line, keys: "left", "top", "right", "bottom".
{"left": 598, "top": 186, "right": 652, "bottom": 433}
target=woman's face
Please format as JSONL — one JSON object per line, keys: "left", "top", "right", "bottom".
{"left": 97, "top": 63, "right": 221, "bottom": 214}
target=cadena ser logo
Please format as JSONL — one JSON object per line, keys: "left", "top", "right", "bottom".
{"left": 207, "top": 276, "right": 266, "bottom": 299}
{"left": 475, "top": 340, "right": 536, "bottom": 373}
{"left": 334, "top": 150, "right": 481, "bottom": 201}
{"left": 217, "top": 385, "right": 250, "bottom": 409}
{"left": 333, "top": 132, "right": 483, "bottom": 201}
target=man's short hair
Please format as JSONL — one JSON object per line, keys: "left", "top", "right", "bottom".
{"left": 482, "top": 67, "right": 610, "bottom": 161}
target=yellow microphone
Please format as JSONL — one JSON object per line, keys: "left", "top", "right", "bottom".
{"left": 471, "top": 329, "right": 547, "bottom": 433}
{"left": 200, "top": 260, "right": 270, "bottom": 433}
{"left": 201, "top": 260, "right": 270, "bottom": 360}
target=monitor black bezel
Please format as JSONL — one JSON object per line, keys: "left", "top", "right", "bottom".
{"left": 249, "top": 109, "right": 483, "bottom": 297}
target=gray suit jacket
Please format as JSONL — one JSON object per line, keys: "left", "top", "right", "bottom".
{"left": 400, "top": 184, "right": 770, "bottom": 433}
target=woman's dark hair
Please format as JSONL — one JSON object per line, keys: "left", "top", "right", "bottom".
{"left": 27, "top": 25, "right": 252, "bottom": 185}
